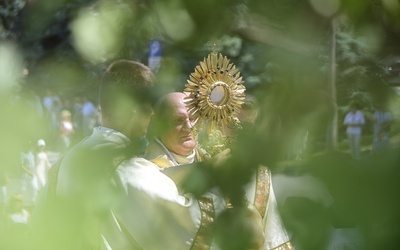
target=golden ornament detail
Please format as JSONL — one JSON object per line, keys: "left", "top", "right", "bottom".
{"left": 184, "top": 52, "right": 246, "bottom": 127}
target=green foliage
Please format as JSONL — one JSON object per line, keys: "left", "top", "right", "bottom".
{"left": 0, "top": 0, "right": 25, "bottom": 39}
{"left": 1, "top": 0, "right": 400, "bottom": 249}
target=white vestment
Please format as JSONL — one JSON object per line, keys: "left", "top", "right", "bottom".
{"left": 103, "top": 158, "right": 226, "bottom": 250}
{"left": 35, "top": 151, "right": 51, "bottom": 189}
{"left": 244, "top": 167, "right": 293, "bottom": 250}
{"left": 144, "top": 137, "right": 200, "bottom": 168}
{"left": 145, "top": 138, "right": 293, "bottom": 250}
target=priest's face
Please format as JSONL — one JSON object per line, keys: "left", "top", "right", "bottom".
{"left": 160, "top": 93, "right": 196, "bottom": 156}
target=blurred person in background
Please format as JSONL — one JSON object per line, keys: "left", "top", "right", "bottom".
{"left": 343, "top": 102, "right": 365, "bottom": 159}
{"left": 35, "top": 139, "right": 51, "bottom": 190}
{"left": 42, "top": 90, "right": 58, "bottom": 114}
{"left": 81, "top": 96, "right": 96, "bottom": 137}
{"left": 41, "top": 89, "right": 59, "bottom": 147}
{"left": 59, "top": 109, "right": 74, "bottom": 150}
{"left": 372, "top": 105, "right": 393, "bottom": 151}
{"left": 19, "top": 140, "right": 38, "bottom": 206}
{"left": 42, "top": 89, "right": 60, "bottom": 122}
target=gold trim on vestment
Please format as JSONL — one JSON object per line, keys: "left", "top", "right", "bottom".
{"left": 254, "top": 166, "right": 270, "bottom": 218}
{"left": 190, "top": 197, "right": 216, "bottom": 250}
{"left": 272, "top": 241, "right": 295, "bottom": 250}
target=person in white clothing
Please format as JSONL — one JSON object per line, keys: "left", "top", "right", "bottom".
{"left": 31, "top": 60, "right": 158, "bottom": 250}
{"left": 145, "top": 92, "right": 290, "bottom": 250}
{"left": 19, "top": 141, "right": 38, "bottom": 205}
{"left": 145, "top": 92, "right": 205, "bottom": 169}
{"left": 343, "top": 103, "right": 365, "bottom": 159}
{"left": 35, "top": 139, "right": 52, "bottom": 190}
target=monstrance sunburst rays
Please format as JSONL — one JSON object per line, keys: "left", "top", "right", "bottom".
{"left": 184, "top": 52, "right": 246, "bottom": 128}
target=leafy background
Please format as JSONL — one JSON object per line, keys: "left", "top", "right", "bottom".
{"left": 1, "top": 0, "right": 400, "bottom": 249}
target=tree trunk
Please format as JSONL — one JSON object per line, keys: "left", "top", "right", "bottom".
{"left": 326, "top": 17, "right": 338, "bottom": 151}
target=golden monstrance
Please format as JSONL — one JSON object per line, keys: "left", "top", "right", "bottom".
{"left": 184, "top": 51, "right": 246, "bottom": 155}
